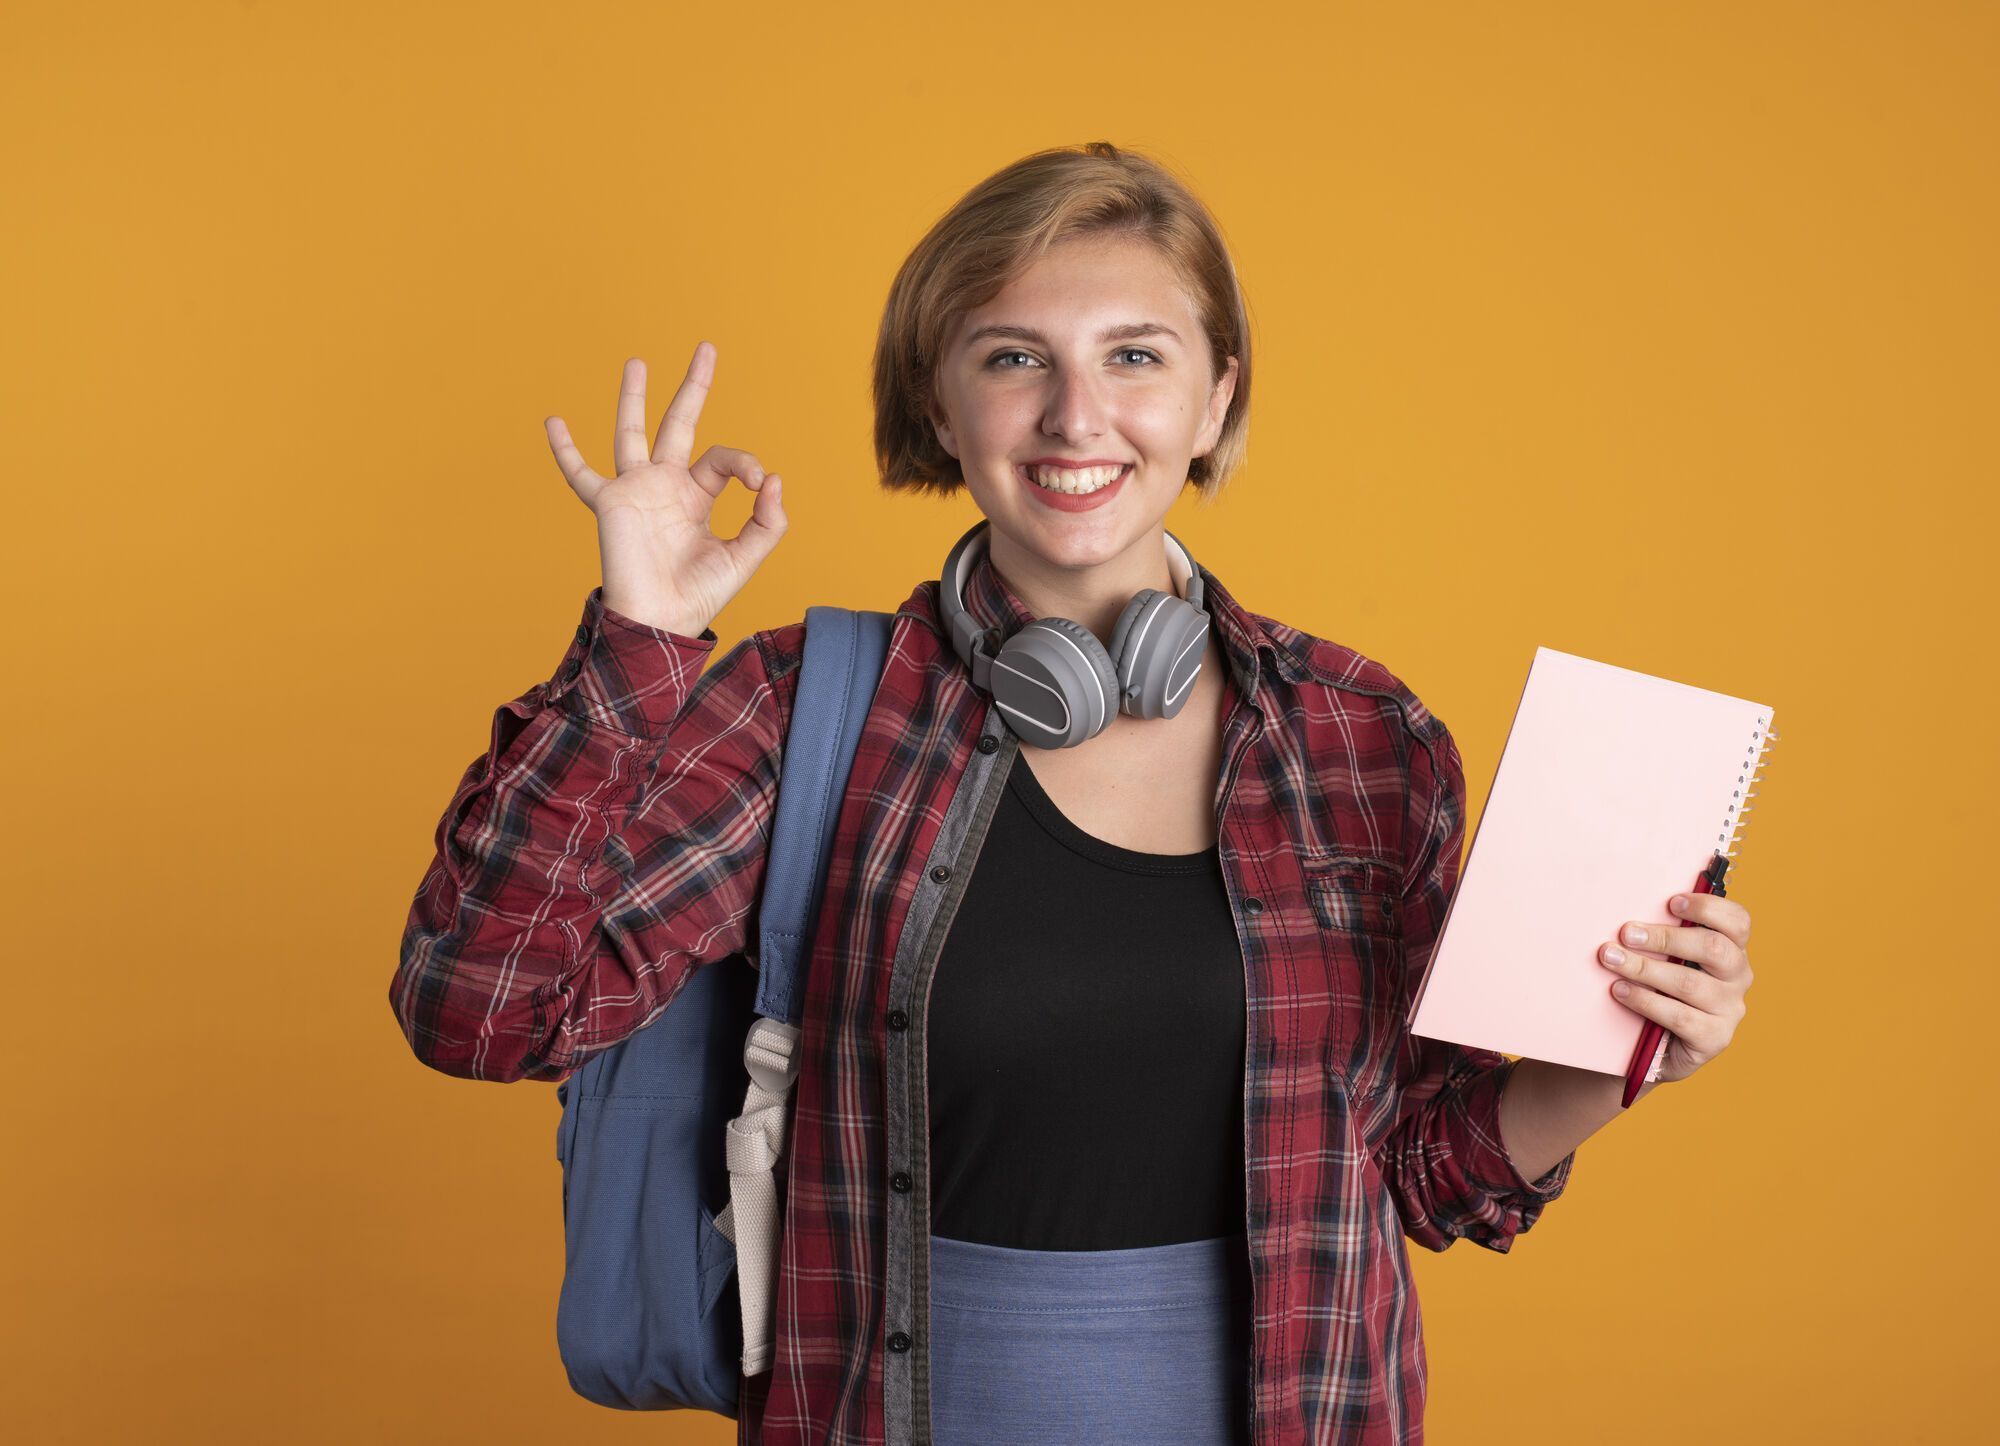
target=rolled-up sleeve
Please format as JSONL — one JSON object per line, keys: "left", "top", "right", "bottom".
{"left": 390, "top": 587, "right": 798, "bottom": 1084}
{"left": 1371, "top": 713, "right": 1576, "bottom": 1253}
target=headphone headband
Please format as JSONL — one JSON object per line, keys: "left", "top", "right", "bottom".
{"left": 937, "top": 520, "right": 1211, "bottom": 748}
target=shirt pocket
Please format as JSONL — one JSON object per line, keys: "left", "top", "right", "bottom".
{"left": 1302, "top": 854, "right": 1407, "bottom": 1109}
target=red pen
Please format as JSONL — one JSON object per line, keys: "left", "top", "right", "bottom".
{"left": 1620, "top": 852, "right": 1729, "bottom": 1107}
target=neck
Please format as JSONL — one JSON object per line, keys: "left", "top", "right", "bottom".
{"left": 986, "top": 528, "right": 1187, "bottom": 648}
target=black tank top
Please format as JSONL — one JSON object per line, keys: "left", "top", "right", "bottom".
{"left": 926, "top": 748, "right": 1249, "bottom": 1251}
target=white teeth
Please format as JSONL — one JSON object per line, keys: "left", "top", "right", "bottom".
{"left": 1027, "top": 464, "right": 1127, "bottom": 495}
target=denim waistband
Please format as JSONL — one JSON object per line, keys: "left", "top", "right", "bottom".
{"left": 927, "top": 1232, "right": 1253, "bottom": 1314}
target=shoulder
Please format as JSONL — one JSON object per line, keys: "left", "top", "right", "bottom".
{"left": 745, "top": 598, "right": 925, "bottom": 742}
{"left": 1242, "top": 606, "right": 1453, "bottom": 755}
{"left": 1242, "top": 609, "right": 1468, "bottom": 881}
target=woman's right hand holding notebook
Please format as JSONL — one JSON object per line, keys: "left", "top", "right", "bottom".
{"left": 544, "top": 342, "right": 790, "bottom": 638}
{"left": 1597, "top": 891, "right": 1756, "bottom": 1086}
{"left": 1407, "top": 647, "right": 1776, "bottom": 1078}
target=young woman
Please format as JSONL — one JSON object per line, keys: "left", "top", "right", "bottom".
{"left": 394, "top": 142, "right": 1755, "bottom": 1445}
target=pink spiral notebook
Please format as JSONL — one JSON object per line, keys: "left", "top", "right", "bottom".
{"left": 1407, "top": 647, "right": 1777, "bottom": 1077}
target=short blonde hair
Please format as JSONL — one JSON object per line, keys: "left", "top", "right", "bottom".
{"left": 873, "top": 141, "right": 1252, "bottom": 502}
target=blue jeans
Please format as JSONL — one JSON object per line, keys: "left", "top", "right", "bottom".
{"left": 926, "top": 1232, "right": 1254, "bottom": 1445}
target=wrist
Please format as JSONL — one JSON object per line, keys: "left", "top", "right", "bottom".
{"left": 601, "top": 592, "right": 708, "bottom": 640}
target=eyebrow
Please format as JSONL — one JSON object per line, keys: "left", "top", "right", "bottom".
{"left": 961, "top": 322, "right": 1183, "bottom": 348}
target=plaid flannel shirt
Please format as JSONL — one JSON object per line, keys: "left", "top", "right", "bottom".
{"left": 392, "top": 546, "right": 1575, "bottom": 1444}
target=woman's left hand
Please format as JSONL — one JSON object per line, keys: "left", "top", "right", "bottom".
{"left": 1598, "top": 892, "right": 1754, "bottom": 1084}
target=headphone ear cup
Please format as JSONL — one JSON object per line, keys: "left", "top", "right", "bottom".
{"left": 1110, "top": 591, "right": 1209, "bottom": 721}
{"left": 1108, "top": 588, "right": 1164, "bottom": 669}
{"left": 989, "top": 618, "right": 1120, "bottom": 749}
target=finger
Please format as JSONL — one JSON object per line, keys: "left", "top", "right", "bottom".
{"left": 1600, "top": 940, "right": 1723, "bottom": 1009}
{"left": 544, "top": 416, "right": 605, "bottom": 500}
{"left": 1616, "top": 919, "right": 1747, "bottom": 983}
{"left": 611, "top": 357, "right": 654, "bottom": 475}
{"left": 1671, "top": 890, "right": 1751, "bottom": 949}
{"left": 652, "top": 340, "right": 715, "bottom": 469}
{"left": 723, "top": 471, "right": 786, "bottom": 572}
{"left": 689, "top": 444, "right": 766, "bottom": 500}
{"left": 1608, "top": 974, "right": 1715, "bottom": 1047}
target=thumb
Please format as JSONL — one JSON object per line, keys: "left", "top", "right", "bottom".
{"left": 725, "top": 472, "right": 787, "bottom": 572}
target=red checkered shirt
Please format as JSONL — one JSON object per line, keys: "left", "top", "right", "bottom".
{"left": 392, "top": 546, "right": 1575, "bottom": 1444}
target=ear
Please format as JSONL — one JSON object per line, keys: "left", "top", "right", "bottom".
{"left": 1192, "top": 354, "right": 1240, "bottom": 459}
{"left": 927, "top": 392, "right": 960, "bottom": 461}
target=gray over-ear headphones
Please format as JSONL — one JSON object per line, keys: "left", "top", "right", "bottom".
{"left": 939, "top": 519, "right": 1211, "bottom": 750}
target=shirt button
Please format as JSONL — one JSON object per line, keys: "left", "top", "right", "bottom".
{"left": 887, "top": 1331, "right": 912, "bottom": 1353}
{"left": 1243, "top": 896, "right": 1264, "bottom": 915}
{"left": 929, "top": 865, "right": 951, "bottom": 884}
{"left": 887, "top": 1008, "right": 909, "bottom": 1031}
{"left": 977, "top": 735, "right": 999, "bottom": 754}
{"left": 575, "top": 624, "right": 589, "bottom": 645}
{"left": 890, "top": 1171, "right": 912, "bottom": 1193}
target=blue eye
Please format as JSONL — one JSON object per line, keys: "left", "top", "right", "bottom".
{"left": 984, "top": 348, "right": 1162, "bottom": 369}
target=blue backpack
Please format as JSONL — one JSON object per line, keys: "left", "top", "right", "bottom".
{"left": 552, "top": 607, "right": 897, "bottom": 1415}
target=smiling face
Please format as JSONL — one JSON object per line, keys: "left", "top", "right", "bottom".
{"left": 927, "top": 232, "right": 1239, "bottom": 591}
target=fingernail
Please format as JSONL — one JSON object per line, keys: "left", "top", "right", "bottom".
{"left": 1623, "top": 923, "right": 1647, "bottom": 946}
{"left": 1603, "top": 945, "right": 1626, "bottom": 967}
{"left": 1614, "top": 981, "right": 1631, "bottom": 997}
{"left": 1671, "top": 895, "right": 1689, "bottom": 913}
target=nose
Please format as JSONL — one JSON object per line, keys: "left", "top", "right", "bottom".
{"left": 1040, "top": 363, "right": 1109, "bottom": 444}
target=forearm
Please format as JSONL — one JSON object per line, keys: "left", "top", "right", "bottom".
{"left": 1498, "top": 1058, "right": 1656, "bottom": 1182}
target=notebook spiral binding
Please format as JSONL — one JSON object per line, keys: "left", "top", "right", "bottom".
{"left": 1646, "top": 714, "right": 1780, "bottom": 1084}
{"left": 1720, "top": 716, "right": 1779, "bottom": 877}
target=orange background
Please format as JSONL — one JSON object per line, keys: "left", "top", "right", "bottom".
{"left": 4, "top": 3, "right": 1991, "bottom": 1442}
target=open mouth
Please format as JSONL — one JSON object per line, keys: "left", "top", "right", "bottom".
{"left": 1017, "top": 462, "right": 1132, "bottom": 497}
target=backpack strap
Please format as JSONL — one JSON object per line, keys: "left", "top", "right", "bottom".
{"left": 722, "top": 605, "right": 896, "bottom": 1378}
{"left": 753, "top": 605, "right": 897, "bottom": 1024}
